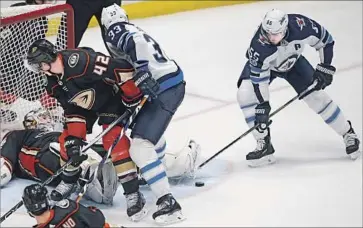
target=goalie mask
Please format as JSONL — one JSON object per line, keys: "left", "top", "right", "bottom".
{"left": 23, "top": 108, "right": 54, "bottom": 132}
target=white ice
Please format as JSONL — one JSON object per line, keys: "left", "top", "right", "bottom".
{"left": 1, "top": 1, "right": 362, "bottom": 227}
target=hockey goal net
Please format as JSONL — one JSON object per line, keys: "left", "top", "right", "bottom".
{"left": 0, "top": 3, "right": 74, "bottom": 135}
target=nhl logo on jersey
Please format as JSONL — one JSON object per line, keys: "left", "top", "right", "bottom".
{"left": 68, "top": 53, "right": 79, "bottom": 68}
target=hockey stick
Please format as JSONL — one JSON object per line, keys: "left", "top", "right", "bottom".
{"left": 75, "top": 95, "right": 149, "bottom": 202}
{"left": 0, "top": 110, "right": 132, "bottom": 224}
{"left": 198, "top": 81, "right": 318, "bottom": 169}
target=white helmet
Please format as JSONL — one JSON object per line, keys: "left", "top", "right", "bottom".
{"left": 23, "top": 108, "right": 54, "bottom": 132}
{"left": 261, "top": 9, "right": 288, "bottom": 35}
{"left": 101, "top": 3, "right": 128, "bottom": 30}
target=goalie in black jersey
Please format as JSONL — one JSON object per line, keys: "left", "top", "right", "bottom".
{"left": 0, "top": 108, "right": 119, "bottom": 205}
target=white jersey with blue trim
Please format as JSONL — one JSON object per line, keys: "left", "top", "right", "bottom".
{"left": 245, "top": 14, "right": 334, "bottom": 102}
{"left": 104, "top": 22, "right": 179, "bottom": 81}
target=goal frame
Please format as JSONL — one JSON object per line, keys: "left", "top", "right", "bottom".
{"left": 0, "top": 3, "right": 75, "bottom": 49}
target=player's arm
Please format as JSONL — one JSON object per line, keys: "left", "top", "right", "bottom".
{"left": 0, "top": 130, "right": 27, "bottom": 186}
{"left": 294, "top": 14, "right": 334, "bottom": 65}
{"left": 246, "top": 42, "right": 278, "bottom": 103}
{"left": 105, "top": 23, "right": 151, "bottom": 63}
{"left": 294, "top": 14, "right": 336, "bottom": 90}
{"left": 246, "top": 41, "right": 278, "bottom": 131}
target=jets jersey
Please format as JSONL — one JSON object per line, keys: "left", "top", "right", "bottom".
{"left": 105, "top": 22, "right": 184, "bottom": 93}
{"left": 246, "top": 14, "right": 334, "bottom": 102}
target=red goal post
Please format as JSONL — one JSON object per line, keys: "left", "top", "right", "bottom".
{"left": 0, "top": 3, "right": 75, "bottom": 133}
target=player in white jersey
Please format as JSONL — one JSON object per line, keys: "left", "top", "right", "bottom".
{"left": 100, "top": 4, "right": 186, "bottom": 225}
{"left": 237, "top": 9, "right": 360, "bottom": 167}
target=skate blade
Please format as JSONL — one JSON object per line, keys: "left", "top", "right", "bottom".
{"left": 154, "top": 210, "right": 186, "bottom": 226}
{"left": 129, "top": 207, "right": 148, "bottom": 222}
{"left": 349, "top": 150, "right": 361, "bottom": 160}
{"left": 247, "top": 154, "right": 276, "bottom": 167}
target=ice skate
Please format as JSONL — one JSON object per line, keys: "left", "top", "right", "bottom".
{"left": 50, "top": 180, "right": 76, "bottom": 201}
{"left": 152, "top": 193, "right": 186, "bottom": 225}
{"left": 246, "top": 133, "right": 276, "bottom": 167}
{"left": 125, "top": 191, "right": 148, "bottom": 222}
{"left": 343, "top": 121, "right": 361, "bottom": 160}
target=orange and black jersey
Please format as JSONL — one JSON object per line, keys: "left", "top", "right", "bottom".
{"left": 0, "top": 129, "right": 61, "bottom": 186}
{"left": 34, "top": 199, "right": 107, "bottom": 228}
{"left": 44, "top": 48, "right": 136, "bottom": 140}
{"left": 46, "top": 48, "right": 134, "bottom": 112}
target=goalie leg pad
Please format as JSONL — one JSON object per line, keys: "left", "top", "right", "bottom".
{"left": 163, "top": 138, "right": 201, "bottom": 179}
{"left": 84, "top": 159, "right": 118, "bottom": 205}
{"left": 303, "top": 90, "right": 350, "bottom": 136}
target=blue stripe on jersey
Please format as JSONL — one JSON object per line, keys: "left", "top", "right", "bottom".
{"left": 251, "top": 75, "right": 270, "bottom": 84}
{"left": 246, "top": 116, "right": 255, "bottom": 124}
{"left": 250, "top": 65, "right": 262, "bottom": 74}
{"left": 157, "top": 70, "right": 184, "bottom": 94}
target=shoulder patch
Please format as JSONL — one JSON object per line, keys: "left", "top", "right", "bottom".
{"left": 68, "top": 53, "right": 79, "bottom": 68}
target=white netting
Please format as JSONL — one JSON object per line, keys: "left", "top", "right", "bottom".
{"left": 0, "top": 4, "right": 72, "bottom": 134}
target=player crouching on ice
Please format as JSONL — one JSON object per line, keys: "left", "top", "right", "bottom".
{"left": 22, "top": 183, "right": 120, "bottom": 228}
{"left": 237, "top": 9, "right": 360, "bottom": 167}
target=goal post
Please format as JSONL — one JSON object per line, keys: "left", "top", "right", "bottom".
{"left": 0, "top": 3, "right": 74, "bottom": 134}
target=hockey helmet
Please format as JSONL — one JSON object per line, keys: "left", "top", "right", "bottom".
{"left": 101, "top": 3, "right": 129, "bottom": 30}
{"left": 261, "top": 9, "right": 288, "bottom": 43}
{"left": 25, "top": 39, "right": 57, "bottom": 72}
{"left": 22, "top": 184, "right": 50, "bottom": 216}
{"left": 23, "top": 107, "right": 54, "bottom": 132}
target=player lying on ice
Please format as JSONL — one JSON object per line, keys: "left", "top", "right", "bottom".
{"left": 237, "top": 9, "right": 361, "bottom": 167}
{"left": 1, "top": 107, "right": 200, "bottom": 216}
{"left": 22, "top": 183, "right": 121, "bottom": 228}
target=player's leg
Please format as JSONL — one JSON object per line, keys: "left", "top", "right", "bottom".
{"left": 50, "top": 129, "right": 82, "bottom": 201}
{"left": 130, "top": 82, "right": 186, "bottom": 224}
{"left": 0, "top": 132, "right": 23, "bottom": 187}
{"left": 98, "top": 97, "right": 147, "bottom": 221}
{"left": 285, "top": 56, "right": 360, "bottom": 159}
{"left": 237, "top": 61, "right": 276, "bottom": 167}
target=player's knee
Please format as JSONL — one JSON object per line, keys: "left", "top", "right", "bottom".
{"left": 302, "top": 90, "right": 333, "bottom": 113}
{"left": 130, "top": 137, "right": 167, "bottom": 186}
{"left": 237, "top": 80, "right": 257, "bottom": 107}
{"left": 129, "top": 137, "right": 158, "bottom": 166}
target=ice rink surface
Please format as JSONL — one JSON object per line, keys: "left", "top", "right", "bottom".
{"left": 1, "top": 1, "right": 362, "bottom": 227}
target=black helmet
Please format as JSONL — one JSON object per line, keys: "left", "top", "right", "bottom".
{"left": 22, "top": 184, "right": 50, "bottom": 216}
{"left": 26, "top": 39, "right": 57, "bottom": 72}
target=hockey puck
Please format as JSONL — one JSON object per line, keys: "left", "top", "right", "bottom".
{"left": 195, "top": 181, "right": 205, "bottom": 187}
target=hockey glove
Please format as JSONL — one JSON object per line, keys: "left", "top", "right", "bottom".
{"left": 133, "top": 61, "right": 160, "bottom": 100}
{"left": 313, "top": 63, "right": 336, "bottom": 90}
{"left": 64, "top": 135, "right": 88, "bottom": 167}
{"left": 255, "top": 101, "right": 271, "bottom": 133}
